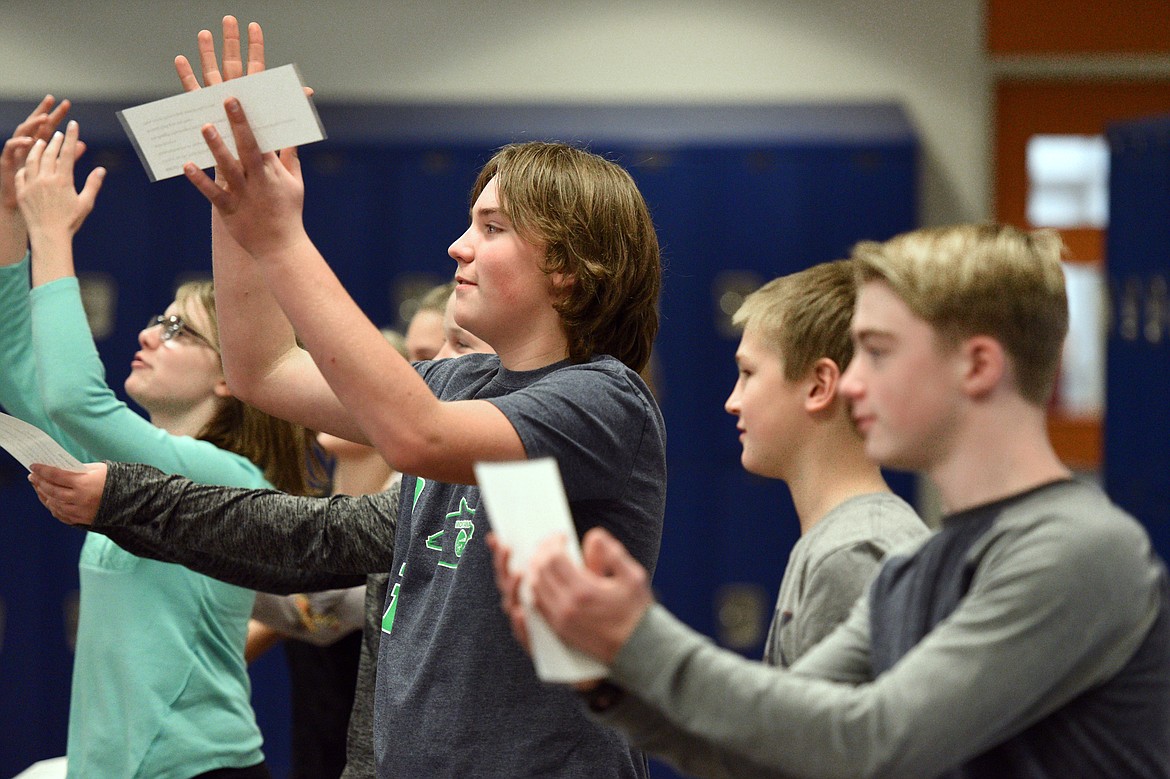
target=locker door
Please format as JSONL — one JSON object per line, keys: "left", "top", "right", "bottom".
{"left": 1104, "top": 116, "right": 1170, "bottom": 558}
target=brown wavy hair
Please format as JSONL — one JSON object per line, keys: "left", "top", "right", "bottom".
{"left": 470, "top": 142, "right": 661, "bottom": 373}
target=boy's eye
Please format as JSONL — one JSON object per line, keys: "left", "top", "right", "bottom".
{"left": 485, "top": 224, "right": 501, "bottom": 234}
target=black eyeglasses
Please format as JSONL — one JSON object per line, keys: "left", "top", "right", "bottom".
{"left": 146, "top": 314, "right": 217, "bottom": 351}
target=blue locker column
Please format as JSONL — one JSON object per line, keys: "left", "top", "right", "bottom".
{"left": 300, "top": 143, "right": 402, "bottom": 323}
{"left": 1104, "top": 115, "right": 1170, "bottom": 559}
{"left": 383, "top": 145, "right": 487, "bottom": 276}
{"left": 617, "top": 147, "right": 720, "bottom": 637}
{"left": 379, "top": 145, "right": 491, "bottom": 324}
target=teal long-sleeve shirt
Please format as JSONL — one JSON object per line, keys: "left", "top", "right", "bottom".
{"left": 0, "top": 256, "right": 268, "bottom": 779}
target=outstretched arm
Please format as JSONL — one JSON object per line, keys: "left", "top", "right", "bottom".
{"left": 29, "top": 461, "right": 395, "bottom": 593}
{"left": 524, "top": 514, "right": 1164, "bottom": 778}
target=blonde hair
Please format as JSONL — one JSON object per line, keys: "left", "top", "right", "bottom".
{"left": 379, "top": 327, "right": 409, "bottom": 359}
{"left": 470, "top": 142, "right": 661, "bottom": 373}
{"left": 417, "top": 281, "right": 456, "bottom": 317}
{"left": 851, "top": 224, "right": 1068, "bottom": 405}
{"left": 175, "top": 281, "right": 326, "bottom": 496}
{"left": 732, "top": 260, "right": 856, "bottom": 381}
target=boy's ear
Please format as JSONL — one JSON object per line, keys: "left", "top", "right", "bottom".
{"left": 960, "top": 335, "right": 1005, "bottom": 398}
{"left": 805, "top": 357, "right": 840, "bottom": 412}
{"left": 549, "top": 271, "right": 577, "bottom": 292}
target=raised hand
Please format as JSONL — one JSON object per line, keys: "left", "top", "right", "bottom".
{"left": 1, "top": 96, "right": 77, "bottom": 213}
{"left": 28, "top": 462, "right": 108, "bottom": 527}
{"left": 175, "top": 15, "right": 265, "bottom": 93}
{"left": 184, "top": 98, "right": 307, "bottom": 262}
{"left": 15, "top": 120, "right": 105, "bottom": 243}
{"left": 1, "top": 96, "right": 81, "bottom": 264}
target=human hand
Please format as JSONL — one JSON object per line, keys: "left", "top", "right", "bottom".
{"left": 15, "top": 121, "right": 105, "bottom": 243}
{"left": 2, "top": 96, "right": 78, "bottom": 215}
{"left": 28, "top": 462, "right": 108, "bottom": 527}
{"left": 487, "top": 532, "right": 532, "bottom": 652}
{"left": 527, "top": 527, "right": 654, "bottom": 665}
{"left": 175, "top": 15, "right": 265, "bottom": 92}
{"left": 183, "top": 98, "right": 307, "bottom": 262}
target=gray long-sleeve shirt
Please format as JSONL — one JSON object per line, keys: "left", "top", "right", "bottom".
{"left": 92, "top": 461, "right": 399, "bottom": 779}
{"left": 599, "top": 479, "right": 1170, "bottom": 778}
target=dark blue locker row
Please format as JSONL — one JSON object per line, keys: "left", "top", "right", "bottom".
{"left": 0, "top": 100, "right": 917, "bottom": 777}
{"left": 1105, "top": 114, "right": 1170, "bottom": 561}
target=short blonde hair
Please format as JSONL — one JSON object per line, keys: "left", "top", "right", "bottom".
{"left": 470, "top": 142, "right": 661, "bottom": 373}
{"left": 732, "top": 260, "right": 856, "bottom": 381}
{"left": 851, "top": 224, "right": 1068, "bottom": 405}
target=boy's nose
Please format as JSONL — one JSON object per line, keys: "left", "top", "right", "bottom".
{"left": 448, "top": 228, "right": 473, "bottom": 262}
{"left": 839, "top": 362, "right": 863, "bottom": 398}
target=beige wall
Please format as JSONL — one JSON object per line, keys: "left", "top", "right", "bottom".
{"left": 0, "top": 0, "right": 990, "bottom": 226}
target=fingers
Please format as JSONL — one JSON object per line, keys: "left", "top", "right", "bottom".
{"left": 54, "top": 120, "right": 82, "bottom": 178}
{"left": 189, "top": 113, "right": 247, "bottom": 204}
{"left": 183, "top": 155, "right": 233, "bottom": 212}
{"left": 26, "top": 130, "right": 66, "bottom": 183}
{"left": 582, "top": 527, "right": 629, "bottom": 576}
{"left": 246, "top": 21, "right": 265, "bottom": 74}
{"left": 44, "top": 130, "right": 66, "bottom": 175}
{"left": 221, "top": 15, "right": 243, "bottom": 81}
{"left": 77, "top": 166, "right": 107, "bottom": 217}
{"left": 14, "top": 95, "right": 55, "bottom": 139}
{"left": 41, "top": 98, "right": 72, "bottom": 142}
{"left": 28, "top": 462, "right": 105, "bottom": 526}
{"left": 186, "top": 16, "right": 260, "bottom": 90}
{"left": 222, "top": 98, "right": 266, "bottom": 171}
{"left": 21, "top": 136, "right": 47, "bottom": 180}
{"left": 279, "top": 145, "right": 301, "bottom": 179}
{"left": 20, "top": 95, "right": 55, "bottom": 127}
{"left": 175, "top": 55, "right": 201, "bottom": 93}
{"left": 1, "top": 137, "right": 35, "bottom": 176}
{"left": 196, "top": 28, "right": 222, "bottom": 85}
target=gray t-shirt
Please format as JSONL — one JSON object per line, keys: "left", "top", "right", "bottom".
{"left": 91, "top": 352, "right": 665, "bottom": 779}
{"left": 764, "top": 492, "right": 926, "bottom": 667}
{"left": 374, "top": 353, "right": 666, "bottom": 777}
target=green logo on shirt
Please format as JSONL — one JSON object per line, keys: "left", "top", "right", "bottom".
{"left": 426, "top": 497, "right": 477, "bottom": 570}
{"left": 381, "top": 562, "right": 407, "bottom": 635}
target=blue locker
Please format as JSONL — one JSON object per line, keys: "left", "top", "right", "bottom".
{"left": 1104, "top": 114, "right": 1170, "bottom": 559}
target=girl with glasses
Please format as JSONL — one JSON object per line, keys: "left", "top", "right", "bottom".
{"left": 0, "top": 99, "right": 324, "bottom": 779}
